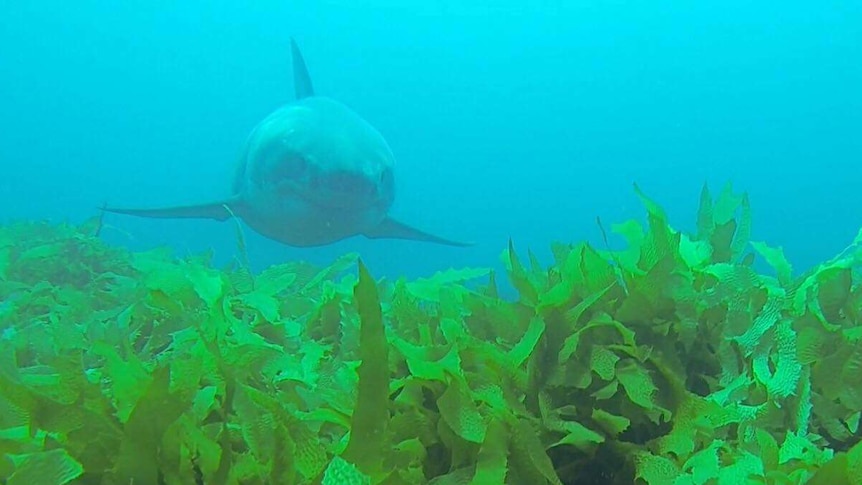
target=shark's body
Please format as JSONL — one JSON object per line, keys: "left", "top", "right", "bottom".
{"left": 105, "top": 40, "right": 469, "bottom": 247}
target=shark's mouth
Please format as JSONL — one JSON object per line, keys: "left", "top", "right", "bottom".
{"left": 276, "top": 174, "right": 384, "bottom": 212}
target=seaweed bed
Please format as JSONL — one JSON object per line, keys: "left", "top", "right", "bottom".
{"left": 1, "top": 184, "right": 862, "bottom": 485}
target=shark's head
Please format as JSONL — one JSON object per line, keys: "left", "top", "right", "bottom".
{"left": 244, "top": 97, "right": 395, "bottom": 214}
{"left": 233, "top": 95, "right": 398, "bottom": 246}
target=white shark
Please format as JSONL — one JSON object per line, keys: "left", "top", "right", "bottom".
{"left": 104, "top": 39, "right": 470, "bottom": 247}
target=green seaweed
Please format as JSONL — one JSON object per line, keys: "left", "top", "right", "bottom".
{"left": 0, "top": 186, "right": 861, "bottom": 484}
{"left": 341, "top": 260, "right": 389, "bottom": 479}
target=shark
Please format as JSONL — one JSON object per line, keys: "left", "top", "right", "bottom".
{"left": 104, "top": 39, "right": 471, "bottom": 248}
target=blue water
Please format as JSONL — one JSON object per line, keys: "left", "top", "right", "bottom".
{"left": 1, "top": 1, "right": 860, "bottom": 283}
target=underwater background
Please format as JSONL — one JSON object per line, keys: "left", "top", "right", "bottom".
{"left": 1, "top": 0, "right": 860, "bottom": 280}
{"left": 2, "top": 2, "right": 862, "bottom": 485}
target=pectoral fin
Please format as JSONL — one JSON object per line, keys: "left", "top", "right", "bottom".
{"left": 103, "top": 197, "right": 246, "bottom": 222}
{"left": 364, "top": 217, "right": 473, "bottom": 247}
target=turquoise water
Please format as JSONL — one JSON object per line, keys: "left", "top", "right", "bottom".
{"left": 1, "top": 1, "right": 859, "bottom": 280}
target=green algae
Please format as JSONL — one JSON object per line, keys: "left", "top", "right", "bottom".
{"left": 0, "top": 184, "right": 861, "bottom": 484}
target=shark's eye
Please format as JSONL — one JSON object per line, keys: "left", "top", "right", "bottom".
{"left": 272, "top": 153, "right": 308, "bottom": 180}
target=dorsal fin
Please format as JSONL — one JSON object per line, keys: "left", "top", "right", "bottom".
{"left": 290, "top": 38, "right": 314, "bottom": 99}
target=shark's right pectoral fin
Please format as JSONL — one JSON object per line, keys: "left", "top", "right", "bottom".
{"left": 102, "top": 197, "right": 246, "bottom": 222}
{"left": 364, "top": 216, "right": 474, "bottom": 247}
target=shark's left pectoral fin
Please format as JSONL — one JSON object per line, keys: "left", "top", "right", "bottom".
{"left": 364, "top": 217, "right": 473, "bottom": 247}
{"left": 102, "top": 197, "right": 246, "bottom": 222}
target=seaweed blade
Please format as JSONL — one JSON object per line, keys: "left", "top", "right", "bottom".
{"left": 342, "top": 260, "right": 390, "bottom": 478}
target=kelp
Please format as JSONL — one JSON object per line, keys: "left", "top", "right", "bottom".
{"left": 1, "top": 183, "right": 861, "bottom": 484}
